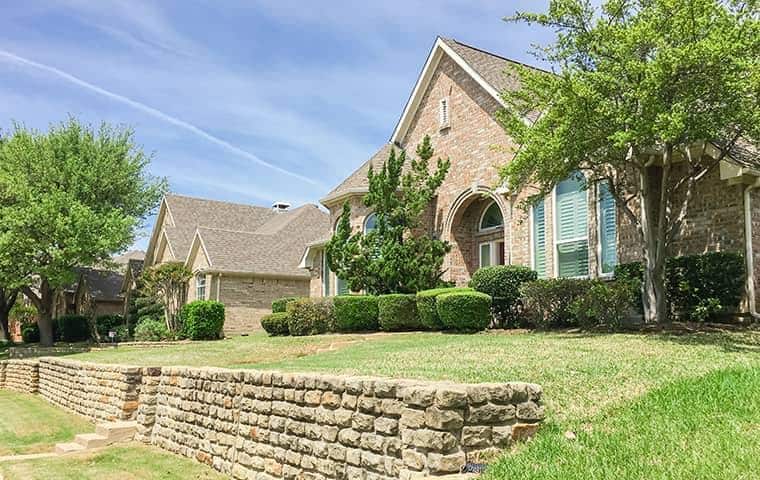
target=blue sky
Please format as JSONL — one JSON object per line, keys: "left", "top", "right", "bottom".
{"left": 0, "top": 1, "right": 553, "bottom": 251}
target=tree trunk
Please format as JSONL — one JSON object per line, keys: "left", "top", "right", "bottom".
{"left": 23, "top": 278, "right": 57, "bottom": 347}
{"left": 0, "top": 309, "right": 10, "bottom": 342}
{"left": 0, "top": 288, "right": 17, "bottom": 342}
{"left": 639, "top": 163, "right": 669, "bottom": 323}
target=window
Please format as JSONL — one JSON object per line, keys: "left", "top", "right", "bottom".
{"left": 195, "top": 274, "right": 206, "bottom": 300}
{"left": 322, "top": 252, "right": 331, "bottom": 296}
{"left": 479, "top": 241, "right": 505, "bottom": 268}
{"left": 531, "top": 198, "right": 547, "bottom": 278}
{"left": 337, "top": 276, "right": 349, "bottom": 295}
{"left": 479, "top": 202, "right": 503, "bottom": 231}
{"left": 363, "top": 213, "right": 377, "bottom": 234}
{"left": 598, "top": 182, "right": 618, "bottom": 275}
{"left": 439, "top": 98, "right": 449, "bottom": 127}
{"left": 554, "top": 173, "right": 589, "bottom": 277}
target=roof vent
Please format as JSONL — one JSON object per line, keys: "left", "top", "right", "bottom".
{"left": 272, "top": 201, "right": 291, "bottom": 212}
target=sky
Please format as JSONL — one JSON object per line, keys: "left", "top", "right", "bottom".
{"left": 0, "top": 1, "right": 554, "bottom": 251}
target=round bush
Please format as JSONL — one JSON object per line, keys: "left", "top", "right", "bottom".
{"left": 436, "top": 291, "right": 492, "bottom": 332}
{"left": 272, "top": 297, "right": 303, "bottom": 313}
{"left": 416, "top": 287, "right": 473, "bottom": 330}
{"left": 261, "top": 312, "right": 291, "bottom": 336}
{"left": 333, "top": 295, "right": 379, "bottom": 332}
{"left": 56, "top": 314, "right": 91, "bottom": 342}
{"left": 181, "top": 300, "right": 225, "bottom": 340}
{"left": 21, "top": 323, "right": 40, "bottom": 343}
{"left": 286, "top": 298, "right": 335, "bottom": 336}
{"left": 378, "top": 294, "right": 420, "bottom": 331}
{"left": 133, "top": 317, "right": 171, "bottom": 342}
{"left": 95, "top": 314, "right": 125, "bottom": 339}
{"left": 469, "top": 265, "right": 537, "bottom": 328}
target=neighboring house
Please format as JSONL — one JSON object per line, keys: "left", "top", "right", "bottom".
{"left": 53, "top": 267, "right": 125, "bottom": 319}
{"left": 302, "top": 37, "right": 760, "bottom": 312}
{"left": 144, "top": 194, "right": 330, "bottom": 334}
{"left": 120, "top": 257, "right": 145, "bottom": 324}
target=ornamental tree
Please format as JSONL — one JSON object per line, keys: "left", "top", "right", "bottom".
{"left": 140, "top": 262, "right": 191, "bottom": 333}
{"left": 498, "top": 0, "right": 759, "bottom": 323}
{"left": 326, "top": 135, "right": 451, "bottom": 294}
{"left": 0, "top": 118, "right": 166, "bottom": 345}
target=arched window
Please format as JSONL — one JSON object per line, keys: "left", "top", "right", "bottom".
{"left": 479, "top": 202, "right": 504, "bottom": 231}
{"left": 363, "top": 213, "right": 377, "bottom": 234}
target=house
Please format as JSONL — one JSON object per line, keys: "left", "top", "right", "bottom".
{"left": 302, "top": 37, "right": 760, "bottom": 312}
{"left": 53, "top": 267, "right": 125, "bottom": 319}
{"left": 144, "top": 194, "right": 330, "bottom": 333}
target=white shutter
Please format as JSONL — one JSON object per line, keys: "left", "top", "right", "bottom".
{"left": 532, "top": 199, "right": 546, "bottom": 278}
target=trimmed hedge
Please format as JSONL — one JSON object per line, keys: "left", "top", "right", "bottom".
{"left": 469, "top": 265, "right": 537, "bottom": 328}
{"left": 261, "top": 312, "right": 291, "bottom": 336}
{"left": 378, "top": 294, "right": 420, "bottom": 331}
{"left": 134, "top": 317, "right": 171, "bottom": 342}
{"left": 286, "top": 298, "right": 335, "bottom": 336}
{"left": 56, "top": 314, "right": 91, "bottom": 342}
{"left": 570, "top": 279, "right": 638, "bottom": 330}
{"left": 416, "top": 287, "right": 473, "bottom": 330}
{"left": 21, "top": 323, "right": 40, "bottom": 343}
{"left": 521, "top": 278, "right": 594, "bottom": 328}
{"left": 272, "top": 297, "right": 303, "bottom": 313}
{"left": 181, "top": 300, "right": 225, "bottom": 340}
{"left": 333, "top": 296, "right": 379, "bottom": 332}
{"left": 436, "top": 291, "right": 492, "bottom": 332}
{"left": 95, "top": 314, "right": 125, "bottom": 340}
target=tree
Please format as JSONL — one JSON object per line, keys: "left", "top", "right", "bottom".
{"left": 326, "top": 135, "right": 452, "bottom": 294}
{"left": 140, "top": 262, "right": 191, "bottom": 333}
{"left": 0, "top": 288, "right": 19, "bottom": 342}
{"left": 0, "top": 118, "right": 166, "bottom": 345}
{"left": 498, "top": 0, "right": 759, "bottom": 323}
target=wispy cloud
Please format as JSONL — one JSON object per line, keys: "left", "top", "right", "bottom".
{"left": 0, "top": 48, "right": 323, "bottom": 188}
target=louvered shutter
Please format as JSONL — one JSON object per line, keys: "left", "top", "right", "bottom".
{"left": 532, "top": 199, "right": 547, "bottom": 278}
{"left": 598, "top": 183, "right": 618, "bottom": 274}
{"left": 556, "top": 175, "right": 589, "bottom": 277}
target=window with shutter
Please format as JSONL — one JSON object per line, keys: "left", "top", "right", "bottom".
{"left": 555, "top": 173, "right": 589, "bottom": 277}
{"left": 337, "top": 277, "right": 349, "bottom": 295}
{"left": 598, "top": 182, "right": 618, "bottom": 275}
{"left": 532, "top": 199, "right": 547, "bottom": 278}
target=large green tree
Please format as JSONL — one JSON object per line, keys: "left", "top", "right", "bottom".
{"left": 0, "top": 118, "right": 166, "bottom": 345}
{"left": 327, "top": 136, "right": 451, "bottom": 294}
{"left": 498, "top": 0, "right": 759, "bottom": 323}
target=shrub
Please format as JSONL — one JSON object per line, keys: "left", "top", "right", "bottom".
{"left": 521, "top": 278, "right": 594, "bottom": 328}
{"left": 134, "top": 317, "right": 172, "bottom": 342}
{"left": 436, "top": 291, "right": 492, "bottom": 332}
{"left": 95, "top": 314, "right": 125, "bottom": 340}
{"left": 261, "top": 312, "right": 291, "bottom": 336}
{"left": 416, "top": 287, "right": 473, "bottom": 330}
{"left": 378, "top": 294, "right": 420, "bottom": 331}
{"left": 21, "top": 323, "right": 40, "bottom": 343}
{"left": 469, "top": 265, "right": 538, "bottom": 328}
{"left": 286, "top": 298, "right": 335, "bottom": 336}
{"left": 333, "top": 296, "right": 379, "bottom": 332}
{"left": 181, "top": 300, "right": 225, "bottom": 340}
{"left": 570, "top": 280, "right": 639, "bottom": 330}
{"left": 56, "top": 314, "right": 91, "bottom": 342}
{"left": 272, "top": 297, "right": 303, "bottom": 313}
{"left": 666, "top": 252, "right": 744, "bottom": 320}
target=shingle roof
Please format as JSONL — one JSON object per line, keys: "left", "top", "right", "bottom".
{"left": 78, "top": 268, "right": 124, "bottom": 302}
{"left": 194, "top": 204, "right": 330, "bottom": 277}
{"left": 726, "top": 138, "right": 760, "bottom": 170}
{"left": 440, "top": 38, "right": 528, "bottom": 95}
{"left": 321, "top": 143, "right": 394, "bottom": 205}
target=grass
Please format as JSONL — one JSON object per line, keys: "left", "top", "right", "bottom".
{"left": 0, "top": 444, "right": 227, "bottom": 479}
{"left": 0, "top": 390, "right": 93, "bottom": 456}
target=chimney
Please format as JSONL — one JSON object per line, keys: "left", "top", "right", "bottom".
{"left": 272, "top": 201, "right": 291, "bottom": 212}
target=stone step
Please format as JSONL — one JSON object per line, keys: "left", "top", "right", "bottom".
{"left": 95, "top": 421, "right": 138, "bottom": 443}
{"left": 74, "top": 433, "right": 109, "bottom": 449}
{"left": 55, "top": 442, "right": 86, "bottom": 455}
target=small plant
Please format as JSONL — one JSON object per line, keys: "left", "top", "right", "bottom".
{"left": 21, "top": 323, "right": 40, "bottom": 343}
{"left": 378, "top": 294, "right": 420, "bottom": 331}
{"left": 181, "top": 301, "right": 225, "bottom": 340}
{"left": 261, "top": 312, "right": 291, "bottom": 336}
{"left": 570, "top": 280, "right": 638, "bottom": 330}
{"left": 436, "top": 291, "right": 492, "bottom": 332}
{"left": 521, "top": 278, "right": 594, "bottom": 328}
{"left": 333, "top": 295, "right": 379, "bottom": 332}
{"left": 416, "top": 287, "right": 473, "bottom": 330}
{"left": 56, "top": 314, "right": 91, "bottom": 342}
{"left": 469, "top": 265, "right": 537, "bottom": 328}
{"left": 286, "top": 298, "right": 335, "bottom": 336}
{"left": 133, "top": 317, "right": 172, "bottom": 342}
{"left": 272, "top": 297, "right": 303, "bottom": 313}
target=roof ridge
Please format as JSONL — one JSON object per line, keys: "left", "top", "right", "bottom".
{"left": 444, "top": 37, "right": 552, "bottom": 74}
{"left": 196, "top": 226, "right": 264, "bottom": 236}
{"left": 165, "top": 193, "right": 273, "bottom": 211}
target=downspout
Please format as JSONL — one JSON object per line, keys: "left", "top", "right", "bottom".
{"left": 743, "top": 182, "right": 760, "bottom": 318}
{"left": 216, "top": 273, "right": 222, "bottom": 302}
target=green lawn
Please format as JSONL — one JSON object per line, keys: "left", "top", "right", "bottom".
{"left": 0, "top": 390, "right": 93, "bottom": 456}
{"left": 66, "top": 329, "right": 760, "bottom": 478}
{"left": 0, "top": 444, "right": 227, "bottom": 479}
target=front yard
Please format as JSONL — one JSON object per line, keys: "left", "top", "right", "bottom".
{"left": 68, "top": 329, "right": 760, "bottom": 478}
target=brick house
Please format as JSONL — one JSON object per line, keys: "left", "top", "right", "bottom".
{"left": 144, "top": 194, "right": 329, "bottom": 334}
{"left": 301, "top": 37, "right": 760, "bottom": 313}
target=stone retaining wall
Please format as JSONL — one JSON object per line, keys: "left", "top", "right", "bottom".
{"left": 0, "top": 358, "right": 544, "bottom": 479}
{"left": 38, "top": 357, "right": 143, "bottom": 422}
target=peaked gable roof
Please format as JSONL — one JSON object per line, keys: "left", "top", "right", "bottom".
{"left": 75, "top": 268, "right": 124, "bottom": 302}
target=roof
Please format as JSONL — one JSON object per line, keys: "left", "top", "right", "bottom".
{"left": 77, "top": 268, "right": 124, "bottom": 302}
{"left": 189, "top": 204, "right": 330, "bottom": 277}
{"left": 112, "top": 250, "right": 145, "bottom": 265}
{"left": 321, "top": 143, "right": 394, "bottom": 205}
{"left": 439, "top": 38, "right": 527, "bottom": 95}
{"left": 727, "top": 138, "right": 760, "bottom": 170}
